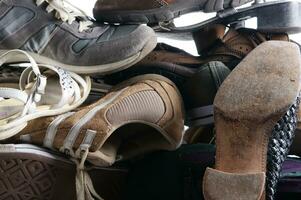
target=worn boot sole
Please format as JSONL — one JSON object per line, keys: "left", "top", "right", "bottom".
{"left": 0, "top": 144, "right": 128, "bottom": 200}
{"left": 0, "top": 36, "right": 156, "bottom": 75}
{"left": 93, "top": 0, "right": 253, "bottom": 24}
{"left": 203, "top": 41, "right": 301, "bottom": 200}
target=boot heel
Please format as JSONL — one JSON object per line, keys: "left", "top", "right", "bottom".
{"left": 159, "top": 1, "right": 301, "bottom": 34}
{"left": 203, "top": 41, "right": 301, "bottom": 200}
{"left": 203, "top": 168, "right": 265, "bottom": 200}
{"left": 256, "top": 1, "right": 301, "bottom": 33}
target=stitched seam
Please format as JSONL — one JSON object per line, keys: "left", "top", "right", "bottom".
{"left": 39, "top": 26, "right": 60, "bottom": 54}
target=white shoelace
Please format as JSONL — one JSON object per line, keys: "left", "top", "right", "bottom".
{"left": 36, "top": 0, "right": 93, "bottom": 32}
{"left": 73, "top": 148, "right": 104, "bottom": 200}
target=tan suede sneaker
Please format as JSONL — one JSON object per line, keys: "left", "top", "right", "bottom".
{"left": 15, "top": 74, "right": 184, "bottom": 166}
{"left": 10, "top": 74, "right": 184, "bottom": 199}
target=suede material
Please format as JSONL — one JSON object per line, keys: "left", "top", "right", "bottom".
{"left": 42, "top": 24, "right": 154, "bottom": 65}
{"left": 214, "top": 41, "right": 301, "bottom": 172}
{"left": 16, "top": 116, "right": 56, "bottom": 143}
{"left": 0, "top": 0, "right": 154, "bottom": 66}
{"left": 16, "top": 76, "right": 184, "bottom": 166}
{"left": 144, "top": 80, "right": 173, "bottom": 126}
{"left": 18, "top": 84, "right": 155, "bottom": 152}
{"left": 203, "top": 168, "right": 265, "bottom": 200}
{"left": 158, "top": 80, "right": 184, "bottom": 145}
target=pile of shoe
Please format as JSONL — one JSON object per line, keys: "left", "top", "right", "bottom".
{"left": 0, "top": 0, "right": 301, "bottom": 200}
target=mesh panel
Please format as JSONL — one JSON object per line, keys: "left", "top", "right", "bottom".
{"left": 106, "top": 90, "right": 165, "bottom": 125}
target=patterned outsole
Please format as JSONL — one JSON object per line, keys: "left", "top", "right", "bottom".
{"left": 0, "top": 153, "right": 75, "bottom": 200}
{"left": 0, "top": 148, "right": 128, "bottom": 200}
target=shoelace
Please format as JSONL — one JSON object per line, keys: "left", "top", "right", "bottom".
{"left": 36, "top": 0, "right": 93, "bottom": 32}
{"left": 70, "top": 148, "right": 104, "bottom": 200}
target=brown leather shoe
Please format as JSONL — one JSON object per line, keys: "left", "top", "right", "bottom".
{"left": 203, "top": 41, "right": 301, "bottom": 200}
{"left": 93, "top": 0, "right": 253, "bottom": 24}
{"left": 138, "top": 43, "right": 203, "bottom": 67}
{"left": 136, "top": 26, "right": 289, "bottom": 71}
{"left": 193, "top": 25, "right": 290, "bottom": 69}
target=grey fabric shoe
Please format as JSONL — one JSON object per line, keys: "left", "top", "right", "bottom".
{"left": 0, "top": 0, "right": 157, "bottom": 74}
{"left": 93, "top": 0, "right": 253, "bottom": 24}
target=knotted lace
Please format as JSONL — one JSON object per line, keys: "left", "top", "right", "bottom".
{"left": 36, "top": 0, "right": 93, "bottom": 32}
{"left": 73, "top": 148, "right": 104, "bottom": 200}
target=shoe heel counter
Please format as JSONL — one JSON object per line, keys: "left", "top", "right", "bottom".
{"left": 158, "top": 80, "right": 185, "bottom": 148}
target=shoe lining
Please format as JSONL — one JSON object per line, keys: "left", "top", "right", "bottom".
{"left": 99, "top": 123, "right": 171, "bottom": 162}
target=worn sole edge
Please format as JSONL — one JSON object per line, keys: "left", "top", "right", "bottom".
{"left": 0, "top": 36, "right": 157, "bottom": 75}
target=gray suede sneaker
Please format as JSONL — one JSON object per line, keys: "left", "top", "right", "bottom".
{"left": 0, "top": 0, "right": 157, "bottom": 74}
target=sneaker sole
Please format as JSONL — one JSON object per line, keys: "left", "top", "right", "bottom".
{"left": 0, "top": 144, "right": 127, "bottom": 200}
{"left": 0, "top": 36, "right": 157, "bottom": 75}
{"left": 203, "top": 41, "right": 301, "bottom": 200}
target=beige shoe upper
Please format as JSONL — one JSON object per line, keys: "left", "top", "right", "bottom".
{"left": 15, "top": 75, "right": 184, "bottom": 166}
